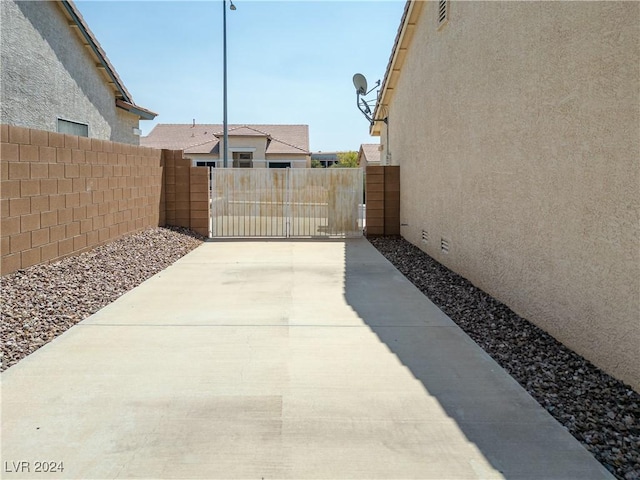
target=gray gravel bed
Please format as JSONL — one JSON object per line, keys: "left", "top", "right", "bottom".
{"left": 369, "top": 236, "right": 639, "bottom": 480}
{"left": 1, "top": 226, "right": 205, "bottom": 372}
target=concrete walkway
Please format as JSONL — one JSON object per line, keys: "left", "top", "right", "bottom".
{"left": 2, "top": 239, "right": 613, "bottom": 479}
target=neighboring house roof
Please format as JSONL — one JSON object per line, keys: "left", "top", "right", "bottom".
{"left": 184, "top": 139, "right": 220, "bottom": 155}
{"left": 215, "top": 125, "right": 271, "bottom": 137}
{"left": 142, "top": 124, "right": 311, "bottom": 155}
{"left": 57, "top": 0, "right": 157, "bottom": 120}
{"left": 371, "top": 0, "right": 423, "bottom": 136}
{"left": 359, "top": 144, "right": 381, "bottom": 165}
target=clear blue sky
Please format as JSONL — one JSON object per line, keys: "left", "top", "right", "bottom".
{"left": 75, "top": 1, "right": 406, "bottom": 152}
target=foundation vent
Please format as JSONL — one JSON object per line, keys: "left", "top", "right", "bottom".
{"left": 440, "top": 238, "right": 450, "bottom": 254}
{"left": 438, "top": 0, "right": 448, "bottom": 28}
{"left": 421, "top": 230, "right": 429, "bottom": 243}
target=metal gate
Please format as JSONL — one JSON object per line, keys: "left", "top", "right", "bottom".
{"left": 210, "top": 168, "right": 363, "bottom": 238}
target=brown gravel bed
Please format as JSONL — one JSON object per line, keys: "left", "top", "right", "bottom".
{"left": 1, "top": 226, "right": 205, "bottom": 372}
{"left": 369, "top": 236, "right": 639, "bottom": 480}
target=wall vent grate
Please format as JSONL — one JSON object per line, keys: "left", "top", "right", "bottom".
{"left": 438, "top": 0, "right": 448, "bottom": 28}
{"left": 421, "top": 230, "right": 429, "bottom": 243}
{"left": 441, "top": 238, "right": 450, "bottom": 254}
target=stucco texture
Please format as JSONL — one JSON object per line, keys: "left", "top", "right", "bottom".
{"left": 225, "top": 136, "right": 269, "bottom": 162}
{"left": 385, "top": 1, "right": 639, "bottom": 389}
{"left": 0, "top": 0, "right": 140, "bottom": 144}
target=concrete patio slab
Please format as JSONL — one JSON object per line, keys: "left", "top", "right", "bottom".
{"left": 1, "top": 239, "right": 613, "bottom": 479}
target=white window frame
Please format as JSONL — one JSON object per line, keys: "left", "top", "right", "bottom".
{"left": 229, "top": 147, "right": 257, "bottom": 168}
{"left": 232, "top": 151, "right": 253, "bottom": 168}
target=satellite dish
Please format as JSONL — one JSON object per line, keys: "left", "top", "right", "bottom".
{"left": 353, "top": 73, "right": 368, "bottom": 95}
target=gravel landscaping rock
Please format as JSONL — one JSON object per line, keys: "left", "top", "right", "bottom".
{"left": 1, "top": 226, "right": 205, "bottom": 372}
{"left": 369, "top": 235, "right": 639, "bottom": 480}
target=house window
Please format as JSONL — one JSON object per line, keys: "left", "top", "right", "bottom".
{"left": 57, "top": 118, "right": 88, "bottom": 137}
{"left": 232, "top": 152, "right": 253, "bottom": 168}
{"left": 269, "top": 162, "right": 291, "bottom": 169}
{"left": 437, "top": 0, "right": 448, "bottom": 28}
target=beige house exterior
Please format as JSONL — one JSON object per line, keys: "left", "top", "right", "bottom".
{"left": 142, "top": 124, "right": 311, "bottom": 168}
{"left": 1, "top": 0, "right": 156, "bottom": 144}
{"left": 372, "top": 1, "right": 639, "bottom": 390}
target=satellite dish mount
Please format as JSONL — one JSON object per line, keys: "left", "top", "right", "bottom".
{"left": 352, "top": 73, "right": 387, "bottom": 126}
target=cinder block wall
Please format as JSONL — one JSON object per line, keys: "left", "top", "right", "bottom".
{"left": 1, "top": 125, "right": 164, "bottom": 275}
{"left": 365, "top": 165, "right": 400, "bottom": 236}
{"left": 162, "top": 153, "right": 209, "bottom": 237}
{"left": 189, "top": 166, "right": 210, "bottom": 236}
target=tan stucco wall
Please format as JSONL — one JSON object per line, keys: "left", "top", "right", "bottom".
{"left": 383, "top": 1, "right": 639, "bottom": 389}
{"left": 223, "top": 136, "right": 268, "bottom": 164}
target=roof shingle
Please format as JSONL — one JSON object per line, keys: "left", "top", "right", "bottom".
{"left": 360, "top": 143, "right": 381, "bottom": 165}
{"left": 141, "top": 124, "right": 310, "bottom": 155}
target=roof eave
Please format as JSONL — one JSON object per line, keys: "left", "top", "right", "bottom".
{"left": 115, "top": 100, "right": 158, "bottom": 120}
{"left": 59, "top": 0, "right": 157, "bottom": 119}
{"left": 371, "top": 0, "right": 423, "bottom": 136}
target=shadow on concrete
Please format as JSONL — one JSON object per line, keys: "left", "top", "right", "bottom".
{"left": 341, "top": 239, "right": 612, "bottom": 480}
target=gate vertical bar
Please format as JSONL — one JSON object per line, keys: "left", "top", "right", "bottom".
{"left": 210, "top": 167, "right": 214, "bottom": 237}
{"left": 285, "top": 168, "right": 290, "bottom": 238}
{"left": 211, "top": 166, "right": 215, "bottom": 237}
